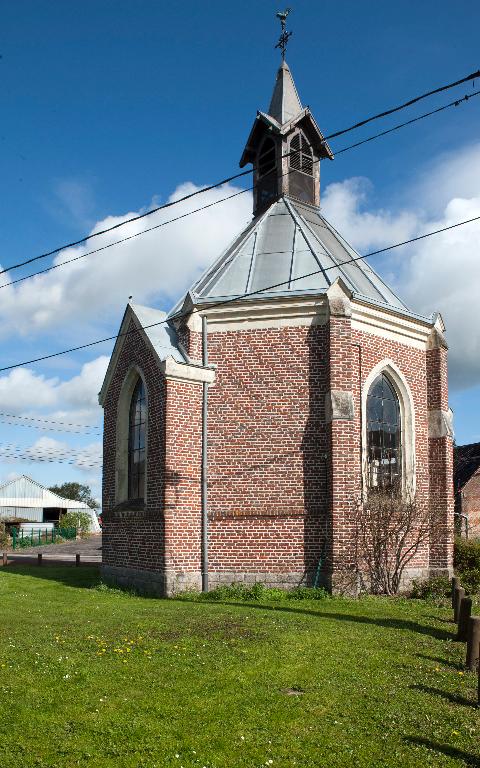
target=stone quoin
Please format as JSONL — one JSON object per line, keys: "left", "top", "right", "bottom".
{"left": 99, "top": 56, "right": 454, "bottom": 596}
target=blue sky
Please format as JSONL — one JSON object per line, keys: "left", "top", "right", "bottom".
{"left": 1, "top": 0, "right": 479, "bottom": 500}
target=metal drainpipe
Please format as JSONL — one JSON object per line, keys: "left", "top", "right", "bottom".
{"left": 201, "top": 315, "right": 209, "bottom": 592}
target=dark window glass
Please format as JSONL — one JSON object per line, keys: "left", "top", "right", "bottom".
{"left": 366, "top": 374, "right": 401, "bottom": 490}
{"left": 128, "top": 378, "right": 146, "bottom": 500}
{"left": 256, "top": 138, "right": 278, "bottom": 209}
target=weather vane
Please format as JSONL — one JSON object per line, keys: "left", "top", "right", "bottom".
{"left": 275, "top": 8, "right": 292, "bottom": 61}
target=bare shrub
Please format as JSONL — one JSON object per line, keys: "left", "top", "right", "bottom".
{"left": 351, "top": 492, "right": 439, "bottom": 595}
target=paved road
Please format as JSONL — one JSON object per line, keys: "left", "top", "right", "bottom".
{"left": 3, "top": 534, "right": 102, "bottom": 565}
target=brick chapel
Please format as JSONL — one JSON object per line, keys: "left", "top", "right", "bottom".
{"left": 99, "top": 57, "right": 454, "bottom": 595}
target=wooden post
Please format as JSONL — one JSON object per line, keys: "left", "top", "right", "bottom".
{"left": 454, "top": 586, "right": 465, "bottom": 623}
{"left": 451, "top": 576, "right": 460, "bottom": 609}
{"left": 478, "top": 644, "right": 480, "bottom": 708}
{"left": 2, "top": 552, "right": 7, "bottom": 566}
{"left": 466, "top": 616, "right": 480, "bottom": 671}
{"left": 75, "top": 553, "right": 80, "bottom": 567}
{"left": 37, "top": 552, "right": 42, "bottom": 567}
{"left": 457, "top": 597, "right": 472, "bottom": 642}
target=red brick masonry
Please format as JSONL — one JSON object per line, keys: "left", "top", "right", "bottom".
{"left": 101, "top": 295, "right": 453, "bottom": 595}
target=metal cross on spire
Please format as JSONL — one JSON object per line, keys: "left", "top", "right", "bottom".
{"left": 275, "top": 8, "right": 293, "bottom": 61}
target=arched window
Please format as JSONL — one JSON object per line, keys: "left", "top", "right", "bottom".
{"left": 258, "top": 137, "right": 276, "bottom": 177}
{"left": 256, "top": 137, "right": 277, "bottom": 208}
{"left": 366, "top": 373, "right": 401, "bottom": 490}
{"left": 289, "top": 130, "right": 314, "bottom": 204}
{"left": 128, "top": 378, "right": 146, "bottom": 500}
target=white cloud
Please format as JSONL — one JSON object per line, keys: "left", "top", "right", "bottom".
{"left": 322, "top": 177, "right": 418, "bottom": 251}
{"left": 59, "top": 356, "right": 109, "bottom": 409}
{"left": 0, "top": 182, "right": 252, "bottom": 339}
{"left": 322, "top": 146, "right": 480, "bottom": 391}
{"left": 0, "top": 369, "right": 59, "bottom": 412}
{"left": 0, "top": 356, "right": 108, "bottom": 420}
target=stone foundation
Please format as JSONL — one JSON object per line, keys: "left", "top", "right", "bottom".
{"left": 208, "top": 570, "right": 315, "bottom": 590}
{"left": 101, "top": 564, "right": 202, "bottom": 597}
{"left": 102, "top": 563, "right": 452, "bottom": 598}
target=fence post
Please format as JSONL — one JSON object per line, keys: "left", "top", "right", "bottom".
{"left": 2, "top": 552, "right": 7, "bottom": 566}
{"left": 478, "top": 644, "right": 480, "bottom": 707}
{"left": 454, "top": 587, "right": 465, "bottom": 623}
{"left": 451, "top": 576, "right": 460, "bottom": 609}
{"left": 37, "top": 552, "right": 42, "bottom": 567}
{"left": 457, "top": 597, "right": 472, "bottom": 642}
{"left": 76, "top": 554, "right": 80, "bottom": 567}
{"left": 466, "top": 617, "right": 480, "bottom": 671}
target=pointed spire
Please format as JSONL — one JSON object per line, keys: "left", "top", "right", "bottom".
{"left": 267, "top": 60, "right": 303, "bottom": 125}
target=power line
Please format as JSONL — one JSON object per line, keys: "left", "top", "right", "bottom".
{"left": 1, "top": 213, "right": 479, "bottom": 374}
{"left": 335, "top": 89, "right": 480, "bottom": 155}
{"left": 0, "top": 419, "right": 100, "bottom": 435}
{"left": 1, "top": 67, "right": 477, "bottom": 279}
{"left": 0, "top": 172, "right": 252, "bottom": 278}
{"left": 323, "top": 68, "right": 480, "bottom": 141}
{"left": 0, "top": 452, "right": 101, "bottom": 468}
{"left": 0, "top": 443, "right": 102, "bottom": 468}
{"left": 2, "top": 81, "right": 477, "bottom": 295}
{"left": 0, "top": 187, "right": 251, "bottom": 291}
{"left": 0, "top": 411, "right": 101, "bottom": 430}
{"left": 0, "top": 442, "right": 101, "bottom": 459}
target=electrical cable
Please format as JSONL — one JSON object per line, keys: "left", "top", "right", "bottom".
{"left": 334, "top": 89, "right": 480, "bottom": 155}
{"left": 0, "top": 187, "right": 251, "bottom": 291}
{"left": 1, "top": 78, "right": 476, "bottom": 295}
{"left": 0, "top": 411, "right": 101, "bottom": 430}
{"left": 1, "top": 67, "right": 478, "bottom": 278}
{"left": 0, "top": 213, "right": 479, "bottom": 373}
{"left": 0, "top": 452, "right": 101, "bottom": 468}
{"left": 0, "top": 419, "right": 100, "bottom": 435}
{"left": 322, "top": 68, "right": 480, "bottom": 141}
{"left": 0, "top": 442, "right": 101, "bottom": 459}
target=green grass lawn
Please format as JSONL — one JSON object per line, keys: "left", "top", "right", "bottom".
{"left": 0, "top": 566, "right": 478, "bottom": 768}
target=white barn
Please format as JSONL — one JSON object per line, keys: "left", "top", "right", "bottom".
{"left": 0, "top": 475, "right": 100, "bottom": 532}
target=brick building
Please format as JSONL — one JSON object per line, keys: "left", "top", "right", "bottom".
{"left": 454, "top": 443, "right": 480, "bottom": 538}
{"left": 99, "top": 59, "right": 454, "bottom": 595}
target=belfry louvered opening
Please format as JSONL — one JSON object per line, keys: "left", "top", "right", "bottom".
{"left": 288, "top": 130, "right": 314, "bottom": 204}
{"left": 256, "top": 138, "right": 278, "bottom": 209}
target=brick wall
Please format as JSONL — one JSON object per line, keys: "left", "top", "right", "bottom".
{"left": 101, "top": 305, "right": 453, "bottom": 593}
{"left": 460, "top": 471, "right": 480, "bottom": 537}
{"left": 102, "top": 321, "right": 167, "bottom": 573}
{"left": 426, "top": 343, "right": 454, "bottom": 571}
{"left": 164, "top": 379, "right": 203, "bottom": 576}
{"left": 206, "top": 323, "right": 328, "bottom": 579}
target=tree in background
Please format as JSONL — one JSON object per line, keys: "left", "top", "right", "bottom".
{"left": 49, "top": 482, "right": 99, "bottom": 510}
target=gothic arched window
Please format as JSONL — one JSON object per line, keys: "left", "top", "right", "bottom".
{"left": 366, "top": 373, "right": 402, "bottom": 490}
{"left": 289, "top": 130, "right": 314, "bottom": 204}
{"left": 128, "top": 378, "right": 146, "bottom": 500}
{"left": 256, "top": 137, "right": 277, "bottom": 208}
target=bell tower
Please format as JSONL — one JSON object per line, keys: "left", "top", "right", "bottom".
{"left": 240, "top": 11, "right": 333, "bottom": 216}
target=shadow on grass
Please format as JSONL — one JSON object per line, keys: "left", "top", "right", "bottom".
{"left": 410, "top": 683, "right": 476, "bottom": 708}
{"left": 424, "top": 615, "right": 455, "bottom": 624}
{"left": 194, "top": 600, "right": 453, "bottom": 641}
{"left": 0, "top": 563, "right": 101, "bottom": 589}
{"left": 405, "top": 737, "right": 479, "bottom": 766}
{"left": 415, "top": 653, "right": 465, "bottom": 671}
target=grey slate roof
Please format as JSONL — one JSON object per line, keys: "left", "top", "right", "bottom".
{"left": 175, "top": 197, "right": 410, "bottom": 313}
{"left": 129, "top": 303, "right": 185, "bottom": 362}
